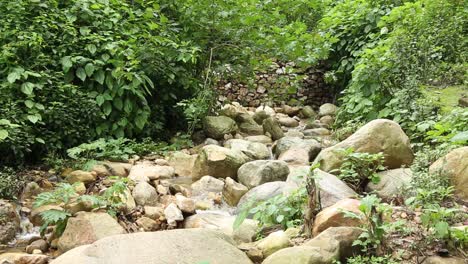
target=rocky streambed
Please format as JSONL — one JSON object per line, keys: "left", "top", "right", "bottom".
{"left": 1, "top": 102, "right": 466, "bottom": 264}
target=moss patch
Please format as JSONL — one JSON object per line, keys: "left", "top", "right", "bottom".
{"left": 423, "top": 85, "right": 467, "bottom": 113}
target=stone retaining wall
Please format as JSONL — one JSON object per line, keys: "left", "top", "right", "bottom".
{"left": 216, "top": 62, "right": 335, "bottom": 109}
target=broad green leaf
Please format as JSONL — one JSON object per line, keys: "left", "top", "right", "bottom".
{"left": 114, "top": 97, "right": 123, "bottom": 110}
{"left": 25, "top": 100, "right": 35, "bottom": 108}
{"left": 94, "top": 70, "right": 105, "bottom": 85}
{"left": 76, "top": 67, "right": 86, "bottom": 81}
{"left": 103, "top": 101, "right": 112, "bottom": 116}
{"left": 0, "top": 130, "right": 8, "bottom": 140}
{"left": 85, "top": 63, "right": 95, "bottom": 77}
{"left": 36, "top": 138, "right": 45, "bottom": 144}
{"left": 7, "top": 72, "right": 21, "bottom": 83}
{"left": 27, "top": 114, "right": 40, "bottom": 124}
{"left": 61, "top": 56, "right": 73, "bottom": 72}
{"left": 87, "top": 44, "right": 97, "bottom": 55}
{"left": 21, "top": 82, "right": 34, "bottom": 95}
{"left": 96, "top": 95, "right": 105, "bottom": 106}
{"left": 0, "top": 119, "right": 11, "bottom": 125}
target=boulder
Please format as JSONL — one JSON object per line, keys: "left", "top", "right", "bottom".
{"left": 237, "top": 182, "right": 287, "bottom": 212}
{"left": 191, "top": 176, "right": 225, "bottom": 195}
{"left": 238, "top": 160, "right": 290, "bottom": 189}
{"left": 167, "top": 151, "right": 196, "bottom": 177}
{"left": 0, "top": 200, "right": 20, "bottom": 244}
{"left": 92, "top": 162, "right": 132, "bottom": 177}
{"left": 284, "top": 166, "right": 310, "bottom": 194}
{"left": 224, "top": 139, "right": 270, "bottom": 160}
{"left": 57, "top": 212, "right": 126, "bottom": 253}
{"left": 366, "top": 168, "right": 413, "bottom": 200}
{"left": 192, "top": 145, "right": 249, "bottom": 181}
{"left": 278, "top": 117, "right": 299, "bottom": 127}
{"left": 304, "top": 227, "right": 362, "bottom": 261}
{"left": 256, "top": 105, "right": 275, "bottom": 116}
{"left": 282, "top": 105, "right": 300, "bottom": 116}
{"left": 220, "top": 102, "right": 249, "bottom": 119}
{"left": 184, "top": 212, "right": 258, "bottom": 243}
{"left": 164, "top": 203, "right": 184, "bottom": 225}
{"left": 144, "top": 206, "right": 164, "bottom": 220}
{"left": 52, "top": 229, "right": 253, "bottom": 264}
{"left": 22, "top": 182, "right": 43, "bottom": 200}
{"left": 237, "top": 113, "right": 264, "bottom": 135}
{"left": 275, "top": 137, "right": 321, "bottom": 166}
{"left": 429, "top": 147, "right": 468, "bottom": 200}
{"left": 203, "top": 116, "right": 238, "bottom": 139}
{"left": 204, "top": 138, "right": 221, "bottom": 146}
{"left": 0, "top": 253, "right": 49, "bottom": 264}
{"left": 256, "top": 230, "right": 291, "bottom": 258}
{"left": 459, "top": 96, "right": 468, "bottom": 107}
{"left": 253, "top": 111, "right": 269, "bottom": 126}
{"left": 314, "top": 169, "right": 358, "bottom": 208}
{"left": 128, "top": 164, "right": 175, "bottom": 182}
{"left": 319, "top": 116, "right": 334, "bottom": 128}
{"left": 175, "top": 194, "right": 196, "bottom": 213}
{"left": 312, "top": 199, "right": 364, "bottom": 236}
{"left": 244, "top": 135, "right": 273, "bottom": 144}
{"left": 319, "top": 103, "right": 338, "bottom": 117}
{"left": 314, "top": 119, "right": 414, "bottom": 173}
{"left": 303, "top": 128, "right": 331, "bottom": 137}
{"left": 136, "top": 216, "right": 159, "bottom": 231}
{"left": 263, "top": 117, "right": 284, "bottom": 141}
{"left": 26, "top": 239, "right": 49, "bottom": 254}
{"left": 262, "top": 246, "right": 334, "bottom": 264}
{"left": 65, "top": 170, "right": 96, "bottom": 185}
{"left": 300, "top": 106, "right": 316, "bottom": 118}
{"left": 223, "top": 177, "right": 249, "bottom": 206}
{"left": 132, "top": 181, "right": 159, "bottom": 206}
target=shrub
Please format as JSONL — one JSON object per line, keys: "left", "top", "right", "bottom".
{"left": 336, "top": 148, "right": 386, "bottom": 192}
{"left": 0, "top": 167, "right": 25, "bottom": 200}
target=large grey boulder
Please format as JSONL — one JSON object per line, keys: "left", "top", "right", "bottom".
{"left": 167, "top": 151, "right": 196, "bottom": 177}
{"left": 304, "top": 227, "right": 362, "bottom": 261}
{"left": 314, "top": 119, "right": 414, "bottom": 173}
{"left": 237, "top": 113, "right": 264, "bottom": 135}
{"left": 191, "top": 175, "right": 225, "bottom": 195}
{"left": 192, "top": 145, "right": 250, "bottom": 181}
{"left": 184, "top": 212, "right": 258, "bottom": 243}
{"left": 237, "top": 182, "right": 287, "bottom": 212}
{"left": 224, "top": 139, "right": 270, "bottom": 160}
{"left": 52, "top": 229, "right": 252, "bottom": 264}
{"left": 314, "top": 169, "right": 358, "bottom": 208}
{"left": 263, "top": 117, "right": 284, "bottom": 140}
{"left": 318, "top": 103, "right": 338, "bottom": 117}
{"left": 223, "top": 177, "right": 249, "bottom": 206}
{"left": 366, "top": 168, "right": 413, "bottom": 200}
{"left": 132, "top": 181, "right": 159, "bottom": 206}
{"left": 262, "top": 246, "right": 334, "bottom": 264}
{"left": 220, "top": 102, "right": 249, "bottom": 119}
{"left": 203, "top": 116, "right": 238, "bottom": 140}
{"left": 274, "top": 137, "right": 321, "bottom": 166}
{"left": 238, "top": 160, "right": 290, "bottom": 189}
{"left": 429, "top": 147, "right": 468, "bottom": 201}
{"left": 57, "top": 212, "right": 126, "bottom": 253}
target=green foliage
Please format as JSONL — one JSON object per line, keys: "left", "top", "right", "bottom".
{"left": 342, "top": 195, "right": 391, "bottom": 255}
{"left": 336, "top": 148, "right": 385, "bottom": 191}
{"left": 419, "top": 204, "right": 468, "bottom": 249}
{"left": 234, "top": 188, "right": 307, "bottom": 231}
{"left": 0, "top": 167, "right": 25, "bottom": 200}
{"left": 335, "top": 0, "right": 466, "bottom": 137}
{"left": 67, "top": 138, "right": 135, "bottom": 161}
{"left": 340, "top": 255, "right": 399, "bottom": 264}
{"left": 424, "top": 108, "right": 468, "bottom": 145}
{"left": 0, "top": 0, "right": 200, "bottom": 164}
{"left": 406, "top": 145, "right": 455, "bottom": 206}
{"left": 33, "top": 179, "right": 129, "bottom": 236}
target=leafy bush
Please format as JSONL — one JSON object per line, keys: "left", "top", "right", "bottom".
{"left": 234, "top": 188, "right": 307, "bottom": 231}
{"left": 335, "top": 0, "right": 466, "bottom": 136}
{"left": 424, "top": 108, "right": 468, "bottom": 145}
{"left": 336, "top": 148, "right": 385, "bottom": 191}
{"left": 342, "top": 195, "right": 391, "bottom": 255}
{"left": 0, "top": 167, "right": 25, "bottom": 200}
{"left": 0, "top": 0, "right": 199, "bottom": 164}
{"left": 341, "top": 255, "right": 399, "bottom": 264}
{"left": 33, "top": 178, "right": 129, "bottom": 235}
